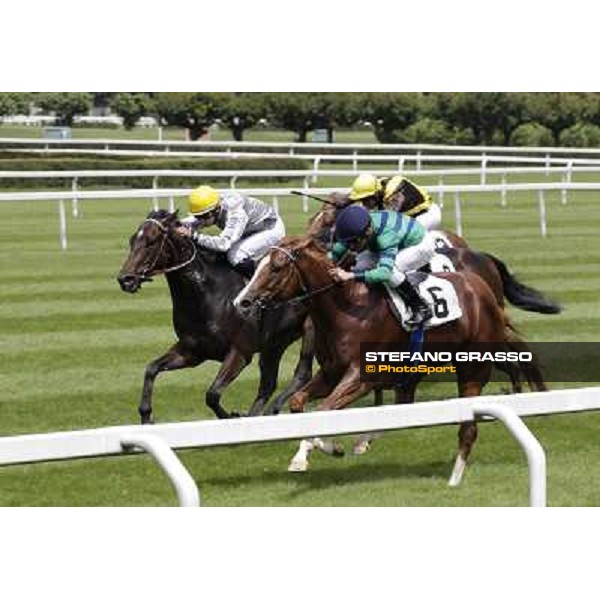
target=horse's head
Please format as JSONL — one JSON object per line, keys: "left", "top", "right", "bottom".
{"left": 306, "top": 192, "right": 353, "bottom": 245}
{"left": 233, "top": 236, "right": 330, "bottom": 319}
{"left": 117, "top": 210, "right": 195, "bottom": 294}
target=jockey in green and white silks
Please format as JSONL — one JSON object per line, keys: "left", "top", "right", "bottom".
{"left": 328, "top": 206, "right": 436, "bottom": 328}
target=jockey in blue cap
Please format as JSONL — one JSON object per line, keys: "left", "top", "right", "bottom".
{"left": 329, "top": 205, "right": 436, "bottom": 328}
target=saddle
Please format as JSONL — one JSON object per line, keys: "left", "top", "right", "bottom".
{"left": 384, "top": 272, "right": 463, "bottom": 332}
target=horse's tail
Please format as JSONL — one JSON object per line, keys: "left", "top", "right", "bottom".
{"left": 483, "top": 253, "right": 562, "bottom": 315}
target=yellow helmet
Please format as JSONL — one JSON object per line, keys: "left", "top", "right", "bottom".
{"left": 349, "top": 174, "right": 382, "bottom": 201}
{"left": 384, "top": 175, "right": 404, "bottom": 202}
{"left": 188, "top": 186, "right": 220, "bottom": 216}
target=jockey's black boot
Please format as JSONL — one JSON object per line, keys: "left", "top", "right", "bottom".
{"left": 233, "top": 258, "right": 256, "bottom": 280}
{"left": 396, "top": 279, "right": 433, "bottom": 329}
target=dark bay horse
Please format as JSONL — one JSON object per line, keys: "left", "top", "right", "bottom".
{"left": 234, "top": 236, "right": 536, "bottom": 482}
{"left": 117, "top": 210, "right": 313, "bottom": 423}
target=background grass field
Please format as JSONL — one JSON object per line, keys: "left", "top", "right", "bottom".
{"left": 0, "top": 143, "right": 599, "bottom": 505}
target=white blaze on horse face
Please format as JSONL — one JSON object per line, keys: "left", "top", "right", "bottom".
{"left": 233, "top": 255, "right": 271, "bottom": 309}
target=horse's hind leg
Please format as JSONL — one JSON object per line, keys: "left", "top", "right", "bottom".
{"left": 139, "top": 343, "right": 202, "bottom": 425}
{"left": 448, "top": 375, "right": 487, "bottom": 488}
{"left": 505, "top": 330, "right": 548, "bottom": 392}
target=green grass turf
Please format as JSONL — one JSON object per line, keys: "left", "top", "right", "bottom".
{"left": 0, "top": 179, "right": 599, "bottom": 506}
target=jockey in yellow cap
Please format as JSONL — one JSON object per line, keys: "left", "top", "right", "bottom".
{"left": 177, "top": 185, "right": 286, "bottom": 278}
{"left": 383, "top": 175, "right": 442, "bottom": 231}
{"left": 349, "top": 174, "right": 442, "bottom": 231}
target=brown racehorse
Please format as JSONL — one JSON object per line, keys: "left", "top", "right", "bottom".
{"left": 234, "top": 236, "right": 536, "bottom": 482}
{"left": 261, "top": 195, "right": 554, "bottom": 415}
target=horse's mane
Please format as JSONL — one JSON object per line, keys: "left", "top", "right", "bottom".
{"left": 147, "top": 209, "right": 178, "bottom": 221}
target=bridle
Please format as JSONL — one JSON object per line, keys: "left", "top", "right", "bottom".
{"left": 138, "top": 218, "right": 197, "bottom": 280}
{"left": 268, "top": 245, "right": 338, "bottom": 307}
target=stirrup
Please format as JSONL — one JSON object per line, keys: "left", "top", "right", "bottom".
{"left": 405, "top": 305, "right": 433, "bottom": 328}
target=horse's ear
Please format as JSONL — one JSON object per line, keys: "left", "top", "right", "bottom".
{"left": 167, "top": 210, "right": 180, "bottom": 226}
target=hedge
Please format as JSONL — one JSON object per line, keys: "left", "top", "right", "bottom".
{"left": 0, "top": 154, "right": 310, "bottom": 188}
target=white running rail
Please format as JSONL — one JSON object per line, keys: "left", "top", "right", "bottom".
{"left": 0, "top": 181, "right": 597, "bottom": 250}
{"left": 1, "top": 387, "right": 600, "bottom": 507}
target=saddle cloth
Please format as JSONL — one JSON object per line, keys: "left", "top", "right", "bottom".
{"left": 384, "top": 272, "right": 463, "bottom": 332}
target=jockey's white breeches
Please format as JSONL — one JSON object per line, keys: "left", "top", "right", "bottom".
{"left": 227, "top": 217, "right": 286, "bottom": 265}
{"left": 354, "top": 232, "right": 437, "bottom": 286}
{"left": 414, "top": 203, "right": 442, "bottom": 231}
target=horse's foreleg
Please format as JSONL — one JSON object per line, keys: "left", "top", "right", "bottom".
{"left": 353, "top": 383, "right": 412, "bottom": 456}
{"left": 139, "top": 343, "right": 202, "bottom": 425}
{"left": 287, "top": 371, "right": 337, "bottom": 473}
{"left": 288, "top": 370, "right": 335, "bottom": 414}
{"left": 267, "top": 318, "right": 315, "bottom": 416}
{"left": 449, "top": 379, "right": 483, "bottom": 487}
{"left": 206, "top": 349, "right": 250, "bottom": 419}
{"left": 248, "top": 345, "right": 286, "bottom": 417}
{"left": 316, "top": 368, "right": 373, "bottom": 412}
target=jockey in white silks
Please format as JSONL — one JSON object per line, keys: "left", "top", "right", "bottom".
{"left": 178, "top": 186, "right": 286, "bottom": 278}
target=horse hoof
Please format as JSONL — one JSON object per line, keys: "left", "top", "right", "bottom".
{"left": 332, "top": 443, "right": 345, "bottom": 458}
{"left": 288, "top": 459, "right": 308, "bottom": 473}
{"left": 353, "top": 441, "right": 371, "bottom": 456}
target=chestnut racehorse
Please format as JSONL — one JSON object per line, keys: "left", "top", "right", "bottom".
{"left": 262, "top": 194, "right": 555, "bottom": 416}
{"left": 234, "top": 236, "right": 535, "bottom": 483}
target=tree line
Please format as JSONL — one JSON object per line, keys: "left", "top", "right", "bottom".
{"left": 3, "top": 92, "right": 600, "bottom": 147}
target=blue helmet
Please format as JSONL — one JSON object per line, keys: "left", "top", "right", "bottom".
{"left": 335, "top": 205, "right": 371, "bottom": 243}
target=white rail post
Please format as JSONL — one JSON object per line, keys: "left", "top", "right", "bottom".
{"left": 398, "top": 156, "right": 405, "bottom": 173}
{"left": 472, "top": 403, "right": 546, "bottom": 507}
{"left": 168, "top": 196, "right": 175, "bottom": 213}
{"left": 562, "top": 161, "right": 573, "bottom": 205}
{"left": 312, "top": 157, "right": 321, "bottom": 183}
{"left": 302, "top": 178, "right": 310, "bottom": 213}
{"left": 454, "top": 192, "right": 463, "bottom": 238}
{"left": 481, "top": 154, "right": 487, "bottom": 185}
{"left": 545, "top": 153, "right": 551, "bottom": 176}
{"left": 71, "top": 177, "right": 79, "bottom": 218}
{"left": 230, "top": 175, "right": 238, "bottom": 189}
{"left": 152, "top": 176, "right": 159, "bottom": 211}
{"left": 416, "top": 151, "right": 422, "bottom": 171}
{"left": 352, "top": 151, "right": 358, "bottom": 173}
{"left": 273, "top": 196, "right": 280, "bottom": 214}
{"left": 538, "top": 190, "right": 548, "bottom": 238}
{"left": 121, "top": 434, "right": 200, "bottom": 507}
{"left": 58, "top": 199, "right": 68, "bottom": 251}
{"left": 501, "top": 172, "right": 507, "bottom": 208}
{"left": 438, "top": 177, "right": 445, "bottom": 209}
